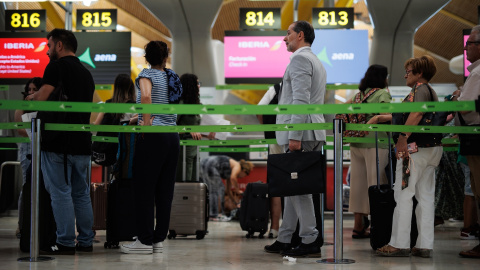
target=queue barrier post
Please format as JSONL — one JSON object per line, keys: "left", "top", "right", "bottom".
{"left": 318, "top": 119, "right": 354, "bottom": 264}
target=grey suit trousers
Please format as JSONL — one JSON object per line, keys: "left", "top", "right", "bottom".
{"left": 277, "top": 141, "right": 323, "bottom": 244}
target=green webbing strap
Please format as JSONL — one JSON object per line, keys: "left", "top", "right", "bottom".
{"left": 324, "top": 145, "right": 459, "bottom": 152}
{"left": 0, "top": 148, "right": 18, "bottom": 150}
{"left": 0, "top": 122, "right": 30, "bottom": 130}
{"left": 325, "top": 136, "right": 460, "bottom": 145}
{"left": 43, "top": 123, "right": 333, "bottom": 133}
{"left": 180, "top": 139, "right": 276, "bottom": 146}
{"left": 0, "top": 99, "right": 474, "bottom": 115}
{"left": 0, "top": 137, "right": 30, "bottom": 143}
{"left": 3, "top": 121, "right": 480, "bottom": 135}
{"left": 216, "top": 84, "right": 272, "bottom": 90}
{"left": 199, "top": 147, "right": 268, "bottom": 152}
{"left": 215, "top": 84, "right": 359, "bottom": 90}
{"left": 91, "top": 136, "right": 119, "bottom": 143}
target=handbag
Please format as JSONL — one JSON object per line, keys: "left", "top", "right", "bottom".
{"left": 267, "top": 150, "right": 325, "bottom": 197}
{"left": 458, "top": 114, "right": 480, "bottom": 156}
{"left": 392, "top": 83, "right": 448, "bottom": 146}
{"left": 335, "top": 88, "right": 379, "bottom": 137}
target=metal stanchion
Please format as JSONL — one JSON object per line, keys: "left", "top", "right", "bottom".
{"left": 318, "top": 119, "right": 354, "bottom": 264}
{"left": 18, "top": 118, "right": 54, "bottom": 262}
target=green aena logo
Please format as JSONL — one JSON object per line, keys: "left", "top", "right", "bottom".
{"left": 78, "top": 47, "right": 117, "bottom": 69}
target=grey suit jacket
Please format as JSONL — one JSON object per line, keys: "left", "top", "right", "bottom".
{"left": 275, "top": 47, "right": 327, "bottom": 145}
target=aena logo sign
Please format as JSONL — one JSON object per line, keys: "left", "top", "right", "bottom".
{"left": 78, "top": 47, "right": 117, "bottom": 69}
{"left": 316, "top": 46, "right": 355, "bottom": 67}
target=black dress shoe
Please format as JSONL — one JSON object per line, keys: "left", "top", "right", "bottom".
{"left": 40, "top": 243, "right": 76, "bottom": 255}
{"left": 76, "top": 243, "right": 93, "bottom": 252}
{"left": 281, "top": 242, "right": 321, "bottom": 257}
{"left": 264, "top": 241, "right": 292, "bottom": 253}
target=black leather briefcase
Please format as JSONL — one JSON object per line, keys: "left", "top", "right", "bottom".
{"left": 267, "top": 151, "right": 325, "bottom": 197}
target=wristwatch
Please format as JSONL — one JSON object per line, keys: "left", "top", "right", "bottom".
{"left": 400, "top": 132, "right": 409, "bottom": 138}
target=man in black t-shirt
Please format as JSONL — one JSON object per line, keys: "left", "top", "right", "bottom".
{"left": 26, "top": 29, "right": 95, "bottom": 255}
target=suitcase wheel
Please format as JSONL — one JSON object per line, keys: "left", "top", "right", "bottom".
{"left": 258, "top": 233, "right": 264, "bottom": 239}
{"left": 196, "top": 231, "right": 206, "bottom": 240}
{"left": 104, "top": 241, "right": 120, "bottom": 249}
{"left": 168, "top": 230, "right": 177, "bottom": 240}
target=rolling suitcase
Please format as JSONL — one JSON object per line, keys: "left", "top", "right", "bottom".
{"left": 239, "top": 182, "right": 269, "bottom": 238}
{"left": 90, "top": 166, "right": 108, "bottom": 230}
{"left": 168, "top": 146, "right": 209, "bottom": 240}
{"left": 368, "top": 132, "right": 418, "bottom": 250}
{"left": 168, "top": 181, "right": 209, "bottom": 240}
{"left": 104, "top": 178, "right": 136, "bottom": 248}
{"left": 104, "top": 131, "right": 137, "bottom": 248}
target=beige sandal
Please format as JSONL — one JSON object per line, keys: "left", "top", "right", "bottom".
{"left": 411, "top": 247, "right": 432, "bottom": 258}
{"left": 376, "top": 245, "right": 411, "bottom": 257}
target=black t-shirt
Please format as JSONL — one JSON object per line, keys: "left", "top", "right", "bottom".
{"left": 40, "top": 56, "right": 95, "bottom": 155}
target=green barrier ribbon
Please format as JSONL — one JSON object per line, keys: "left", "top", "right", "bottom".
{"left": 0, "top": 137, "right": 30, "bottom": 143}
{"left": 325, "top": 136, "right": 460, "bottom": 144}
{"left": 345, "top": 123, "right": 480, "bottom": 134}
{"left": 443, "top": 147, "right": 459, "bottom": 152}
{"left": 3, "top": 121, "right": 480, "bottom": 135}
{"left": 199, "top": 147, "right": 268, "bottom": 152}
{"left": 215, "top": 84, "right": 359, "bottom": 90}
{"left": 0, "top": 148, "right": 18, "bottom": 150}
{"left": 44, "top": 123, "right": 333, "bottom": 133}
{"left": 216, "top": 84, "right": 272, "bottom": 90}
{"left": 0, "top": 100, "right": 474, "bottom": 115}
{"left": 0, "top": 122, "right": 31, "bottom": 130}
{"left": 91, "top": 136, "right": 119, "bottom": 143}
{"left": 180, "top": 139, "right": 276, "bottom": 146}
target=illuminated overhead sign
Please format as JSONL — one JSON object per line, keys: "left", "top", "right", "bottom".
{"left": 5, "top": 9, "right": 46, "bottom": 32}
{"left": 312, "top": 8, "right": 354, "bottom": 29}
{"left": 76, "top": 9, "right": 117, "bottom": 31}
{"left": 239, "top": 8, "right": 281, "bottom": 30}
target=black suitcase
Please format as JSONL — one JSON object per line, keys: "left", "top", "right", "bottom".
{"left": 104, "top": 178, "right": 136, "bottom": 248}
{"left": 239, "top": 182, "right": 269, "bottom": 238}
{"left": 19, "top": 164, "right": 57, "bottom": 252}
{"left": 368, "top": 132, "right": 418, "bottom": 250}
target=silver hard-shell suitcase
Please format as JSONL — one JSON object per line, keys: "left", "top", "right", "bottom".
{"left": 168, "top": 145, "right": 209, "bottom": 240}
{"left": 168, "top": 182, "right": 209, "bottom": 239}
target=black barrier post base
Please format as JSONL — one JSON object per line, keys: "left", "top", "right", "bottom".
{"left": 18, "top": 256, "right": 54, "bottom": 262}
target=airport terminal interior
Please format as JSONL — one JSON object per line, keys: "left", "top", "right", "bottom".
{"left": 1, "top": 0, "right": 480, "bottom": 269}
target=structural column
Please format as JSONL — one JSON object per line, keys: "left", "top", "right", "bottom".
{"left": 366, "top": 0, "right": 451, "bottom": 85}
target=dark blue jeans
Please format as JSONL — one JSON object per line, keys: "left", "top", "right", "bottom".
{"left": 133, "top": 133, "right": 179, "bottom": 245}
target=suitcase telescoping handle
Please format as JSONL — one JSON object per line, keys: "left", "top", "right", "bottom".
{"left": 374, "top": 131, "right": 394, "bottom": 190}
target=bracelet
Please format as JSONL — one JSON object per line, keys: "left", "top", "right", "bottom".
{"left": 400, "top": 132, "right": 409, "bottom": 138}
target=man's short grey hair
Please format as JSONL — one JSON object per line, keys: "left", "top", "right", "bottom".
{"left": 471, "top": 25, "right": 480, "bottom": 40}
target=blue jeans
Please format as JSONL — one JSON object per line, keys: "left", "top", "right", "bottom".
{"left": 18, "top": 142, "right": 31, "bottom": 228}
{"left": 41, "top": 151, "right": 94, "bottom": 247}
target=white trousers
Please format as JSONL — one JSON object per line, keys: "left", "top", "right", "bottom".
{"left": 389, "top": 146, "right": 443, "bottom": 250}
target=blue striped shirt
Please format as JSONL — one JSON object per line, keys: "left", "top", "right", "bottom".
{"left": 135, "top": 68, "right": 177, "bottom": 126}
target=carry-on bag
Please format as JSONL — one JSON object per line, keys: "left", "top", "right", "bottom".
{"left": 20, "top": 164, "right": 57, "bottom": 252}
{"left": 239, "top": 182, "right": 270, "bottom": 238}
{"left": 168, "top": 146, "right": 209, "bottom": 240}
{"left": 368, "top": 132, "right": 418, "bottom": 250}
{"left": 104, "top": 131, "right": 137, "bottom": 248}
{"left": 168, "top": 181, "right": 209, "bottom": 240}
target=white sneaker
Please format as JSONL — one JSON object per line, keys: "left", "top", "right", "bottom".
{"left": 153, "top": 242, "right": 163, "bottom": 253}
{"left": 120, "top": 238, "right": 153, "bottom": 254}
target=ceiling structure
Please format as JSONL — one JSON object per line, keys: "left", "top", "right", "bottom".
{"left": 3, "top": 0, "right": 479, "bottom": 86}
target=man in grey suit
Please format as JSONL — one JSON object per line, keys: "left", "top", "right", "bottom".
{"left": 264, "top": 21, "right": 326, "bottom": 257}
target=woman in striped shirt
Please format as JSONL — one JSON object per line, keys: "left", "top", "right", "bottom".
{"left": 121, "top": 41, "right": 182, "bottom": 254}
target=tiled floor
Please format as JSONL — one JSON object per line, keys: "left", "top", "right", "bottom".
{"left": 0, "top": 211, "right": 479, "bottom": 270}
